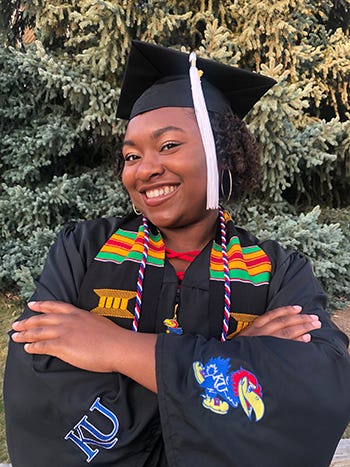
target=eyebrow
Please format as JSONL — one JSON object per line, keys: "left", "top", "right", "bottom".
{"left": 152, "top": 125, "right": 185, "bottom": 140}
{"left": 122, "top": 125, "right": 185, "bottom": 148}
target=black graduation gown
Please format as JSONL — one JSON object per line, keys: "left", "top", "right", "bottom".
{"left": 4, "top": 214, "right": 350, "bottom": 467}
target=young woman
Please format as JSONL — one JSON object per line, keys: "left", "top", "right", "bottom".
{"left": 4, "top": 41, "right": 350, "bottom": 467}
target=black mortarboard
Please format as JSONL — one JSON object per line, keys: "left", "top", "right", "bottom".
{"left": 116, "top": 40, "right": 276, "bottom": 120}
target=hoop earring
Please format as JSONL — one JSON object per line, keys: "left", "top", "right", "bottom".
{"left": 132, "top": 203, "right": 142, "bottom": 216}
{"left": 220, "top": 169, "right": 233, "bottom": 203}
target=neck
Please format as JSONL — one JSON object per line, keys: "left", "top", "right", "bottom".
{"left": 159, "top": 209, "right": 219, "bottom": 252}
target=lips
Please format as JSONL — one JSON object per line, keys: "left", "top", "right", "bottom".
{"left": 144, "top": 185, "right": 178, "bottom": 199}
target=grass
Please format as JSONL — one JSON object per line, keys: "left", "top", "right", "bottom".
{"left": 0, "top": 292, "right": 348, "bottom": 464}
{"left": 0, "top": 292, "right": 22, "bottom": 463}
{"left": 344, "top": 425, "right": 350, "bottom": 438}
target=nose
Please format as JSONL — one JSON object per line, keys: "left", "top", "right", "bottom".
{"left": 136, "top": 151, "right": 165, "bottom": 181}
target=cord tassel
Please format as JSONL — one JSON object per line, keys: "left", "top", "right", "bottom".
{"left": 219, "top": 208, "right": 231, "bottom": 342}
{"left": 189, "top": 52, "right": 219, "bottom": 210}
{"left": 132, "top": 216, "right": 150, "bottom": 332}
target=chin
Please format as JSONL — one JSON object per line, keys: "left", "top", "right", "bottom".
{"left": 147, "top": 214, "right": 180, "bottom": 230}
{"left": 148, "top": 210, "right": 210, "bottom": 231}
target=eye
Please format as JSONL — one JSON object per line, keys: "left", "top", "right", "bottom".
{"left": 123, "top": 153, "right": 140, "bottom": 162}
{"left": 160, "top": 142, "right": 180, "bottom": 152}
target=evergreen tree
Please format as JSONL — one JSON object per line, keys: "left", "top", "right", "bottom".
{"left": 0, "top": 0, "right": 349, "bottom": 305}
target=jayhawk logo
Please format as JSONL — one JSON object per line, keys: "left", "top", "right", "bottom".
{"left": 193, "top": 357, "right": 265, "bottom": 421}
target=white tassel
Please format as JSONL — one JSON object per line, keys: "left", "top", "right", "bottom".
{"left": 189, "top": 52, "right": 219, "bottom": 210}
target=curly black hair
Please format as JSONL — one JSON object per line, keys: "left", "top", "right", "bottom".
{"left": 209, "top": 111, "right": 262, "bottom": 201}
{"left": 115, "top": 110, "right": 262, "bottom": 201}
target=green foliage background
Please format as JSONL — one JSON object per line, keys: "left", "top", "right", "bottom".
{"left": 0, "top": 0, "right": 349, "bottom": 306}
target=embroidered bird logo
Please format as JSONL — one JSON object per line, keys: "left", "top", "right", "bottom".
{"left": 163, "top": 304, "right": 183, "bottom": 335}
{"left": 163, "top": 318, "right": 183, "bottom": 335}
{"left": 193, "top": 357, "right": 265, "bottom": 421}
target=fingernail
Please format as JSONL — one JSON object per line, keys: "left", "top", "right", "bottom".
{"left": 312, "top": 320, "right": 322, "bottom": 328}
{"left": 27, "top": 301, "right": 36, "bottom": 307}
{"left": 292, "top": 305, "right": 302, "bottom": 311}
{"left": 302, "top": 334, "right": 311, "bottom": 342}
{"left": 11, "top": 332, "right": 19, "bottom": 340}
{"left": 310, "top": 314, "right": 320, "bottom": 321}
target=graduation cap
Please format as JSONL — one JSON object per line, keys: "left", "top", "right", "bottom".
{"left": 117, "top": 40, "right": 276, "bottom": 209}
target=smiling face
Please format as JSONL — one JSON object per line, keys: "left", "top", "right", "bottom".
{"left": 121, "top": 107, "right": 217, "bottom": 232}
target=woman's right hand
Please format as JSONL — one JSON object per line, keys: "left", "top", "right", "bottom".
{"left": 238, "top": 305, "right": 321, "bottom": 342}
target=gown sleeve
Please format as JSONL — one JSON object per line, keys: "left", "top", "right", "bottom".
{"left": 156, "top": 242, "right": 350, "bottom": 467}
{"left": 4, "top": 218, "right": 164, "bottom": 467}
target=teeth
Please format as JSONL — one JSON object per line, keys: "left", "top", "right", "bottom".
{"left": 146, "top": 185, "right": 176, "bottom": 199}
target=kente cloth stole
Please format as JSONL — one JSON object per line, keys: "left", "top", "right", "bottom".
{"left": 92, "top": 215, "right": 272, "bottom": 338}
{"left": 95, "top": 220, "right": 271, "bottom": 285}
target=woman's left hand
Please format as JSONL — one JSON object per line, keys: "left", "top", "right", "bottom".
{"left": 11, "top": 300, "right": 158, "bottom": 392}
{"left": 11, "top": 301, "right": 122, "bottom": 373}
